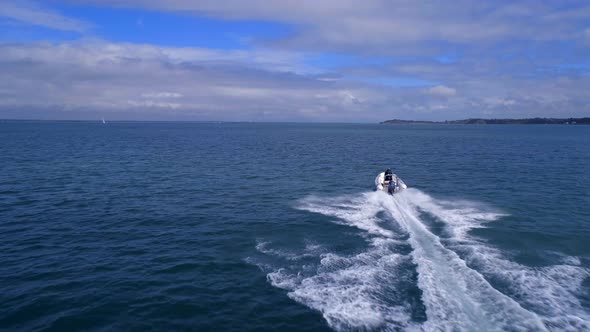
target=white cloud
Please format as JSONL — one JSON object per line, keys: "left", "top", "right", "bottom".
{"left": 127, "top": 100, "right": 182, "bottom": 109}
{"left": 141, "top": 92, "right": 183, "bottom": 98}
{"left": 483, "top": 97, "right": 517, "bottom": 107}
{"left": 427, "top": 85, "right": 457, "bottom": 97}
{"left": 0, "top": 1, "right": 91, "bottom": 32}
{"left": 1, "top": 40, "right": 589, "bottom": 121}
{"left": 0, "top": 41, "right": 385, "bottom": 121}
{"left": 74, "top": 0, "right": 590, "bottom": 52}
{"left": 0, "top": 40, "right": 321, "bottom": 79}
{"left": 2, "top": 1, "right": 590, "bottom": 121}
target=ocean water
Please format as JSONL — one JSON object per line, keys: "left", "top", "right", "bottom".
{"left": 1, "top": 121, "right": 589, "bottom": 331}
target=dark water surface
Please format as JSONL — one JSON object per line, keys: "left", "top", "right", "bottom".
{"left": 1, "top": 122, "right": 589, "bottom": 331}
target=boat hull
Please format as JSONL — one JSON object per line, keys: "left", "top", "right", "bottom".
{"left": 376, "top": 179, "right": 407, "bottom": 194}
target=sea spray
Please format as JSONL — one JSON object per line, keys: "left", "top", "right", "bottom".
{"left": 408, "top": 190, "right": 590, "bottom": 330}
{"left": 388, "top": 190, "right": 546, "bottom": 331}
{"left": 253, "top": 189, "right": 589, "bottom": 331}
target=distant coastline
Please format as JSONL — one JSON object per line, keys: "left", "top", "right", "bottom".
{"left": 381, "top": 117, "right": 590, "bottom": 125}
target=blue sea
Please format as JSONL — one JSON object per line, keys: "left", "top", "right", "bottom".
{"left": 1, "top": 121, "right": 589, "bottom": 331}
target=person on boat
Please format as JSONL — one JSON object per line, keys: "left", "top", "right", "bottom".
{"left": 384, "top": 168, "right": 393, "bottom": 182}
{"left": 375, "top": 168, "right": 395, "bottom": 191}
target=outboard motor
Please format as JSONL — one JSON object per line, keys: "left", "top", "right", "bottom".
{"left": 387, "top": 179, "right": 399, "bottom": 195}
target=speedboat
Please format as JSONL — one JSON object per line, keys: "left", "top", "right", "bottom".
{"left": 375, "top": 172, "right": 407, "bottom": 194}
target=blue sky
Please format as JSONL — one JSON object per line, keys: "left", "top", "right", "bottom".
{"left": 0, "top": 0, "right": 589, "bottom": 122}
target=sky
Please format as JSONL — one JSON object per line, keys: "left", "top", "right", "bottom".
{"left": 0, "top": 0, "right": 589, "bottom": 122}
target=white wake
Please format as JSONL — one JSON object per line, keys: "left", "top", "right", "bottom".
{"left": 252, "top": 189, "right": 589, "bottom": 331}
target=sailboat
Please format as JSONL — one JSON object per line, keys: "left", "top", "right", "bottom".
{"left": 102, "top": 117, "right": 106, "bottom": 124}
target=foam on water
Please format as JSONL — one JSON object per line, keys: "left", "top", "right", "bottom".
{"left": 255, "top": 240, "right": 323, "bottom": 261}
{"left": 299, "top": 194, "right": 400, "bottom": 239}
{"left": 254, "top": 189, "right": 589, "bottom": 331}
{"left": 267, "top": 238, "right": 413, "bottom": 331}
{"left": 388, "top": 191, "right": 546, "bottom": 331}
{"left": 409, "top": 189, "right": 590, "bottom": 330}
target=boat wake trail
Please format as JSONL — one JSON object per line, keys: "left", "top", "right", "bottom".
{"left": 251, "top": 189, "right": 589, "bottom": 331}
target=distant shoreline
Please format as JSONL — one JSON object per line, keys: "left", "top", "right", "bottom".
{"left": 2, "top": 118, "right": 589, "bottom": 125}
{"left": 381, "top": 117, "right": 590, "bottom": 125}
